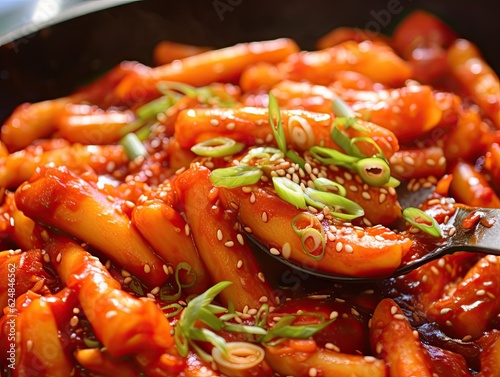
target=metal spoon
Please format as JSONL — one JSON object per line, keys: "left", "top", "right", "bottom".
{"left": 247, "top": 188, "right": 500, "bottom": 283}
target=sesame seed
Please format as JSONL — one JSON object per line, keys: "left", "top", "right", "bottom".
{"left": 70, "top": 316, "right": 79, "bottom": 327}
{"left": 336, "top": 242, "right": 343, "bottom": 252}
{"left": 325, "top": 343, "right": 340, "bottom": 352}
{"left": 390, "top": 306, "right": 398, "bottom": 315}
{"left": 438, "top": 259, "right": 445, "bottom": 268}
{"left": 476, "top": 289, "right": 486, "bottom": 296}
{"left": 258, "top": 272, "right": 266, "bottom": 283}
{"left": 247, "top": 308, "right": 257, "bottom": 315}
{"left": 440, "top": 308, "right": 452, "bottom": 315}
{"left": 163, "top": 264, "right": 169, "bottom": 275}
{"left": 335, "top": 176, "right": 345, "bottom": 185}
{"left": 403, "top": 156, "right": 415, "bottom": 165}
{"left": 261, "top": 212, "right": 268, "bottom": 223}
{"left": 236, "top": 260, "right": 243, "bottom": 269}
{"left": 344, "top": 172, "right": 353, "bottom": 181}
{"left": 378, "top": 193, "right": 386, "bottom": 204}
{"left": 26, "top": 340, "right": 33, "bottom": 352}
{"left": 446, "top": 320, "right": 453, "bottom": 326}
{"left": 364, "top": 356, "right": 376, "bottom": 362}
{"left": 43, "top": 253, "right": 50, "bottom": 263}
{"left": 376, "top": 342, "right": 383, "bottom": 354}
{"left": 448, "top": 227, "right": 456, "bottom": 236}
{"left": 226, "top": 122, "right": 236, "bottom": 130}
{"left": 344, "top": 244, "right": 353, "bottom": 253}
{"left": 224, "top": 241, "right": 235, "bottom": 247}
{"left": 244, "top": 226, "right": 252, "bottom": 233}
{"left": 394, "top": 314, "right": 405, "bottom": 320}
{"left": 217, "top": 229, "right": 223, "bottom": 241}
{"left": 431, "top": 266, "right": 439, "bottom": 275}
{"left": 351, "top": 308, "right": 360, "bottom": 316}
{"left": 185, "top": 224, "right": 190, "bottom": 237}
{"left": 309, "top": 367, "right": 318, "bottom": 377}
{"left": 270, "top": 247, "right": 280, "bottom": 255}
{"left": 259, "top": 296, "right": 268, "bottom": 303}
{"left": 123, "top": 276, "right": 132, "bottom": 284}
{"left": 330, "top": 311, "right": 339, "bottom": 320}
{"left": 236, "top": 233, "right": 245, "bottom": 245}
{"left": 438, "top": 156, "right": 446, "bottom": 166}
{"left": 362, "top": 191, "right": 371, "bottom": 200}
{"left": 375, "top": 235, "right": 385, "bottom": 242}
{"left": 349, "top": 184, "right": 358, "bottom": 192}
{"left": 210, "top": 119, "right": 219, "bottom": 126}
{"left": 249, "top": 193, "right": 256, "bottom": 203}
{"left": 388, "top": 187, "right": 396, "bottom": 196}
{"left": 105, "top": 310, "right": 117, "bottom": 319}
{"left": 144, "top": 264, "right": 151, "bottom": 274}
{"left": 462, "top": 335, "right": 472, "bottom": 342}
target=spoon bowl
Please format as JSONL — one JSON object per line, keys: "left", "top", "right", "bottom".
{"left": 247, "top": 205, "right": 500, "bottom": 283}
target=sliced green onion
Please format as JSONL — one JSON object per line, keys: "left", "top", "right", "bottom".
{"left": 210, "top": 166, "right": 263, "bottom": 188}
{"left": 128, "top": 277, "right": 144, "bottom": 296}
{"left": 162, "top": 303, "right": 184, "bottom": 318}
{"left": 350, "top": 136, "right": 386, "bottom": 160}
{"left": 158, "top": 81, "right": 200, "bottom": 97}
{"left": 355, "top": 158, "right": 391, "bottom": 187}
{"left": 331, "top": 125, "right": 355, "bottom": 155}
{"left": 83, "top": 337, "right": 100, "bottom": 348}
{"left": 272, "top": 177, "right": 307, "bottom": 209}
{"left": 240, "top": 147, "right": 284, "bottom": 165}
{"left": 314, "top": 177, "right": 347, "bottom": 197}
{"left": 309, "top": 146, "right": 359, "bottom": 169}
{"left": 212, "top": 342, "right": 265, "bottom": 375}
{"left": 285, "top": 150, "right": 306, "bottom": 169}
{"left": 119, "top": 133, "right": 148, "bottom": 160}
{"left": 161, "top": 262, "right": 197, "bottom": 302}
{"left": 136, "top": 95, "right": 176, "bottom": 120}
{"left": 300, "top": 228, "right": 325, "bottom": 260}
{"left": 332, "top": 98, "right": 356, "bottom": 118}
{"left": 385, "top": 176, "right": 401, "bottom": 188}
{"left": 291, "top": 213, "right": 323, "bottom": 237}
{"left": 191, "top": 137, "right": 245, "bottom": 157}
{"left": 403, "top": 207, "right": 442, "bottom": 237}
{"left": 304, "top": 188, "right": 364, "bottom": 220}
{"left": 268, "top": 92, "right": 287, "bottom": 154}
{"left": 262, "top": 314, "right": 333, "bottom": 346}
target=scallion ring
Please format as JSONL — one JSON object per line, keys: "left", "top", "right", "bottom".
{"left": 314, "top": 177, "right": 347, "bottom": 197}
{"left": 403, "top": 207, "right": 442, "bottom": 237}
{"left": 291, "top": 213, "right": 323, "bottom": 237}
{"left": 309, "top": 146, "right": 359, "bottom": 169}
{"left": 350, "top": 136, "right": 386, "bottom": 160}
{"left": 300, "top": 227, "right": 326, "bottom": 260}
{"left": 268, "top": 92, "right": 288, "bottom": 154}
{"left": 210, "top": 166, "right": 263, "bottom": 188}
{"left": 304, "top": 188, "right": 364, "bottom": 220}
{"left": 119, "top": 133, "right": 148, "bottom": 160}
{"left": 385, "top": 176, "right": 401, "bottom": 188}
{"left": 285, "top": 149, "right": 306, "bottom": 169}
{"left": 191, "top": 137, "right": 245, "bottom": 157}
{"left": 272, "top": 177, "right": 307, "bottom": 209}
{"left": 332, "top": 97, "right": 356, "bottom": 118}
{"left": 212, "top": 342, "right": 265, "bottom": 376}
{"left": 240, "top": 147, "right": 284, "bottom": 165}
{"left": 355, "top": 157, "right": 391, "bottom": 187}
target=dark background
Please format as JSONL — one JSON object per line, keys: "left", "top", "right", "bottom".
{"left": 1, "top": 0, "right": 499, "bottom": 123}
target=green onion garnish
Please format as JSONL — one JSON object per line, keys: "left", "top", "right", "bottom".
{"left": 291, "top": 212, "right": 324, "bottom": 237}
{"left": 262, "top": 313, "right": 333, "bottom": 347}
{"left": 285, "top": 150, "right": 306, "bottom": 169}
{"left": 191, "top": 137, "right": 245, "bottom": 157}
{"left": 119, "top": 133, "right": 148, "bottom": 160}
{"left": 355, "top": 157, "right": 391, "bottom": 187}
{"left": 272, "top": 177, "right": 307, "bottom": 209}
{"left": 403, "top": 207, "right": 442, "bottom": 237}
{"left": 210, "top": 165, "right": 263, "bottom": 188}
{"left": 309, "top": 146, "right": 359, "bottom": 169}
{"left": 268, "top": 92, "right": 287, "bottom": 154}
{"left": 300, "top": 227, "right": 326, "bottom": 260}
{"left": 136, "top": 95, "right": 177, "bottom": 120}
{"left": 386, "top": 176, "right": 401, "bottom": 188}
{"left": 304, "top": 188, "right": 365, "bottom": 220}
{"left": 240, "top": 147, "right": 284, "bottom": 166}
{"left": 332, "top": 97, "right": 356, "bottom": 118}
{"left": 313, "top": 177, "right": 347, "bottom": 197}
{"left": 161, "top": 262, "right": 197, "bottom": 302}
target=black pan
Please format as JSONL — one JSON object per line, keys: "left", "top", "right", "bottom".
{"left": 1, "top": 0, "right": 499, "bottom": 124}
